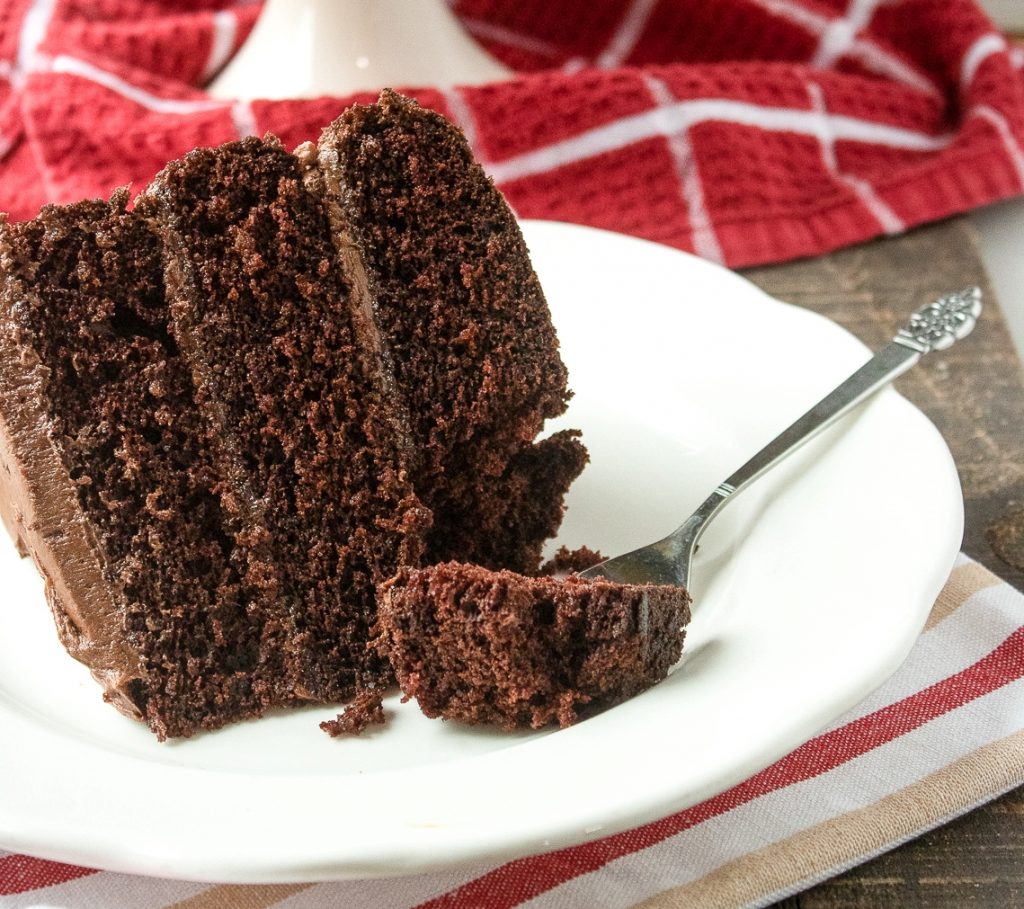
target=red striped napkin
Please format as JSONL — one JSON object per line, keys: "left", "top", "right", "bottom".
{"left": 0, "top": 0, "right": 1022, "bottom": 267}
{"left": 2, "top": 555, "right": 1022, "bottom": 907}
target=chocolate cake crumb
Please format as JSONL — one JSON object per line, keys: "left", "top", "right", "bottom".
{"left": 320, "top": 690, "right": 386, "bottom": 737}
{"left": 378, "top": 562, "right": 692, "bottom": 730}
{"left": 540, "top": 545, "right": 606, "bottom": 577}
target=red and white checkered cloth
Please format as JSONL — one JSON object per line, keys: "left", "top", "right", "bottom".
{"left": 2, "top": 557, "right": 1023, "bottom": 908}
{"left": 0, "top": 0, "right": 1022, "bottom": 266}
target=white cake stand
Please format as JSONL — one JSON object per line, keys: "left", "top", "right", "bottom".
{"left": 207, "top": 0, "right": 512, "bottom": 100}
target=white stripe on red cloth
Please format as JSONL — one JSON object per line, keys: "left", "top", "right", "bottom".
{"left": 744, "top": 0, "right": 939, "bottom": 97}
{"left": 230, "top": 99, "right": 257, "bottom": 139}
{"left": 460, "top": 18, "right": 561, "bottom": 59}
{"left": 811, "top": 0, "right": 884, "bottom": 69}
{"left": 596, "top": 0, "right": 660, "bottom": 69}
{"left": 971, "top": 104, "right": 1024, "bottom": 188}
{"left": 45, "top": 54, "right": 229, "bottom": 115}
{"left": 644, "top": 74, "right": 725, "bottom": 263}
{"left": 487, "top": 96, "right": 952, "bottom": 185}
{"left": 746, "top": 0, "right": 823, "bottom": 34}
{"left": 843, "top": 37, "right": 938, "bottom": 97}
{"left": 961, "top": 33, "right": 1009, "bottom": 97}
{"left": 201, "top": 9, "right": 239, "bottom": 83}
{"left": 13, "top": 0, "right": 56, "bottom": 89}
{"left": 0, "top": 0, "right": 52, "bottom": 161}
{"left": 438, "top": 84, "right": 483, "bottom": 159}
{"left": 806, "top": 80, "right": 904, "bottom": 234}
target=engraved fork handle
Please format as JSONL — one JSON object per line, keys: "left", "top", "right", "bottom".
{"left": 580, "top": 288, "right": 982, "bottom": 589}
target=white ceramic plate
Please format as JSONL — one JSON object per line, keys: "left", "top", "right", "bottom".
{"left": 0, "top": 221, "right": 963, "bottom": 882}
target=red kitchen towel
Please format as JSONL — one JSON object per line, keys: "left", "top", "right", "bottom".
{"left": 2, "top": 556, "right": 1023, "bottom": 907}
{"left": 0, "top": 0, "right": 1021, "bottom": 266}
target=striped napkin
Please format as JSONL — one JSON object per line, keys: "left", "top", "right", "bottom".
{"left": 2, "top": 554, "right": 1022, "bottom": 909}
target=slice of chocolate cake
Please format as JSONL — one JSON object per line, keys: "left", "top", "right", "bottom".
{"left": 312, "top": 89, "right": 586, "bottom": 574}
{"left": 377, "top": 562, "right": 692, "bottom": 730}
{"left": 0, "top": 91, "right": 588, "bottom": 739}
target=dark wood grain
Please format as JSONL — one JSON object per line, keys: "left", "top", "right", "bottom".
{"left": 739, "top": 217, "right": 1024, "bottom": 908}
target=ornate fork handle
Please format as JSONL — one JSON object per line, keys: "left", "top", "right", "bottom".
{"left": 581, "top": 288, "right": 982, "bottom": 588}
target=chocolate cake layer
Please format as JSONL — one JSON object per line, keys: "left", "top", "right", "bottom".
{"left": 0, "top": 196, "right": 279, "bottom": 736}
{"left": 378, "top": 562, "right": 692, "bottom": 729}
{"left": 0, "top": 203, "right": 144, "bottom": 715}
{"left": 145, "top": 137, "right": 429, "bottom": 704}
{"left": 317, "top": 90, "right": 585, "bottom": 573}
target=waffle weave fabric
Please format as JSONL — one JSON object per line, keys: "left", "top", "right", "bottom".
{"left": 0, "top": 0, "right": 1021, "bottom": 267}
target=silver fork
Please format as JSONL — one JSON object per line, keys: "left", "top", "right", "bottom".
{"left": 578, "top": 287, "right": 983, "bottom": 589}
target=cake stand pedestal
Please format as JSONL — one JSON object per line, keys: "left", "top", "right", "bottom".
{"left": 207, "top": 0, "right": 512, "bottom": 101}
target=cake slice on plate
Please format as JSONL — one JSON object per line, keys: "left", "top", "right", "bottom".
{"left": 0, "top": 91, "right": 585, "bottom": 739}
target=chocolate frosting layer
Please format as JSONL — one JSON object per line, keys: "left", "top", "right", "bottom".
{"left": 0, "top": 219, "right": 144, "bottom": 719}
{"left": 295, "top": 139, "right": 416, "bottom": 462}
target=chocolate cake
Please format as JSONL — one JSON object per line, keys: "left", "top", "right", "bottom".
{"left": 540, "top": 544, "right": 605, "bottom": 576}
{"left": 0, "top": 91, "right": 584, "bottom": 739}
{"left": 312, "top": 91, "right": 587, "bottom": 574}
{"left": 320, "top": 689, "right": 386, "bottom": 738}
{"left": 143, "top": 135, "right": 426, "bottom": 713}
{"left": 377, "top": 562, "right": 692, "bottom": 729}
{"left": 0, "top": 194, "right": 256, "bottom": 732}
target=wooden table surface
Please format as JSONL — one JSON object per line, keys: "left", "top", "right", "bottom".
{"left": 738, "top": 217, "right": 1024, "bottom": 908}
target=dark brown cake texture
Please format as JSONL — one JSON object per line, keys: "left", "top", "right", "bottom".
{"left": 0, "top": 90, "right": 584, "bottom": 739}
{"left": 143, "top": 134, "right": 425, "bottom": 715}
{"left": 320, "top": 689, "right": 386, "bottom": 738}
{"left": 540, "top": 544, "right": 606, "bottom": 576}
{"left": 377, "top": 562, "right": 692, "bottom": 730}
{"left": 313, "top": 90, "right": 587, "bottom": 575}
